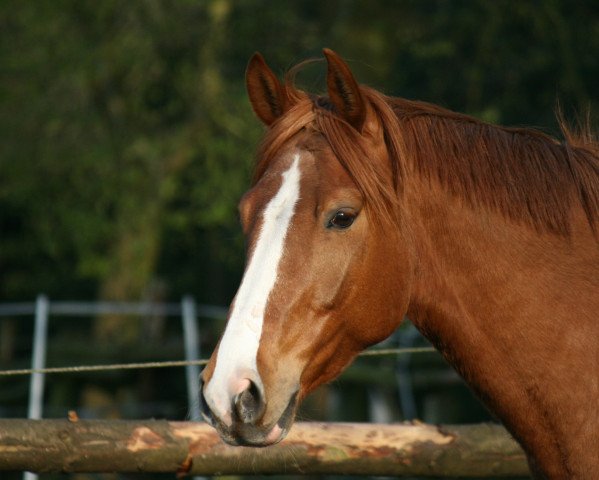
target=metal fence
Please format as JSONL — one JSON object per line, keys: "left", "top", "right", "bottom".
{"left": 0, "top": 296, "right": 228, "bottom": 421}
{"left": 0, "top": 296, "right": 228, "bottom": 480}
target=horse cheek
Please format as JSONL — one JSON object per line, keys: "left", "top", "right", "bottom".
{"left": 347, "top": 233, "right": 412, "bottom": 348}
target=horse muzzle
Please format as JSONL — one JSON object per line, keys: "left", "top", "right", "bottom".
{"left": 199, "top": 373, "right": 298, "bottom": 446}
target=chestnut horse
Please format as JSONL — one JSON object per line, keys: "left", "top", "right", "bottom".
{"left": 200, "top": 49, "right": 599, "bottom": 478}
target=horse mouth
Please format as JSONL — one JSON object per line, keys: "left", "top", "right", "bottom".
{"left": 205, "top": 391, "right": 298, "bottom": 447}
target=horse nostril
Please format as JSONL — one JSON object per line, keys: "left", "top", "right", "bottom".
{"left": 233, "top": 379, "right": 265, "bottom": 424}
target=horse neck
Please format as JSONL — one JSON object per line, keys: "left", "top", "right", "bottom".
{"left": 405, "top": 174, "right": 597, "bottom": 335}
{"left": 403, "top": 176, "right": 599, "bottom": 475}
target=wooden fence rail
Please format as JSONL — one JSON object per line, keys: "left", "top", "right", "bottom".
{"left": 0, "top": 419, "right": 530, "bottom": 477}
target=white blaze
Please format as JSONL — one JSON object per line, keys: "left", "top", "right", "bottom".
{"left": 204, "top": 154, "right": 302, "bottom": 424}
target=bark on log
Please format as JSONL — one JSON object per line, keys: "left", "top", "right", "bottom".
{"left": 0, "top": 419, "right": 530, "bottom": 477}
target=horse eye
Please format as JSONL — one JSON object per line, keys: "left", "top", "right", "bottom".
{"left": 328, "top": 210, "right": 356, "bottom": 229}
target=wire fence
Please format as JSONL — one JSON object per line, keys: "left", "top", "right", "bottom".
{"left": 0, "top": 296, "right": 440, "bottom": 441}
{"left": 0, "top": 346, "right": 436, "bottom": 377}
{"left": 0, "top": 297, "right": 437, "bottom": 379}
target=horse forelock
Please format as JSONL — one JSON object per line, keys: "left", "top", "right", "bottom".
{"left": 254, "top": 88, "right": 404, "bottom": 226}
{"left": 252, "top": 70, "right": 599, "bottom": 236}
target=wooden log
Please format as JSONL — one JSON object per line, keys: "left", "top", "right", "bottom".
{"left": 0, "top": 419, "right": 529, "bottom": 477}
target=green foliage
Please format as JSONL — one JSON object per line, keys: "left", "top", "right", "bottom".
{"left": 1, "top": 0, "right": 597, "bottom": 303}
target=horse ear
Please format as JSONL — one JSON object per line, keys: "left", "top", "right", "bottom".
{"left": 246, "top": 52, "right": 288, "bottom": 126}
{"left": 323, "top": 48, "right": 366, "bottom": 132}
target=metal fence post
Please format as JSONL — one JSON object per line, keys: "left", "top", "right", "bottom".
{"left": 396, "top": 322, "right": 420, "bottom": 420}
{"left": 181, "top": 296, "right": 201, "bottom": 421}
{"left": 25, "top": 294, "right": 49, "bottom": 480}
{"left": 181, "top": 296, "right": 207, "bottom": 480}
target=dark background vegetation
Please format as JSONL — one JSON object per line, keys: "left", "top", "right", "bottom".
{"left": 1, "top": 1, "right": 598, "bottom": 478}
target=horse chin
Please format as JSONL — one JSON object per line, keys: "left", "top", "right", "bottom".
{"left": 214, "top": 391, "right": 298, "bottom": 447}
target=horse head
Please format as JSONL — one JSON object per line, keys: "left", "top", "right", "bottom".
{"left": 199, "top": 49, "right": 414, "bottom": 446}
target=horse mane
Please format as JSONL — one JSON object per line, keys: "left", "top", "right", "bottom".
{"left": 254, "top": 72, "right": 599, "bottom": 236}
